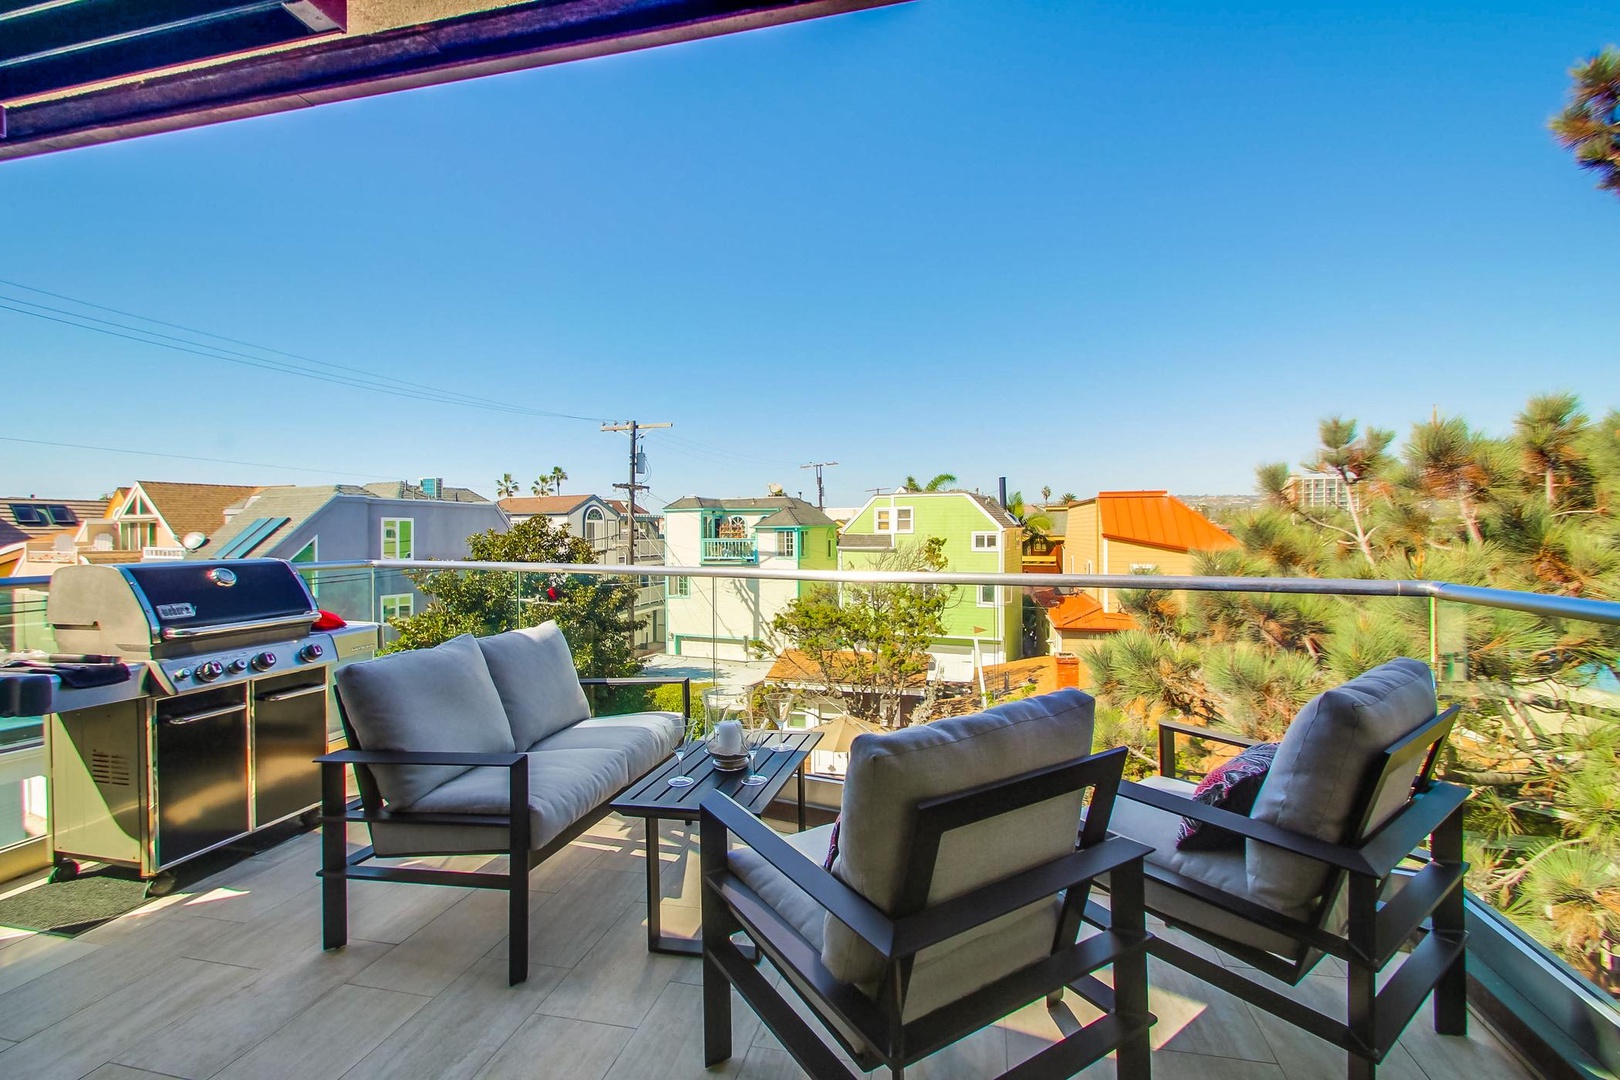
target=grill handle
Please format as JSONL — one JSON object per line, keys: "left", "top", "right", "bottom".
{"left": 256, "top": 683, "right": 328, "bottom": 702}
{"left": 162, "top": 703, "right": 247, "bottom": 726}
{"left": 159, "top": 614, "right": 316, "bottom": 641}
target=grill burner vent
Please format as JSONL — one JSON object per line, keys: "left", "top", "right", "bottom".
{"left": 91, "top": 750, "right": 132, "bottom": 787}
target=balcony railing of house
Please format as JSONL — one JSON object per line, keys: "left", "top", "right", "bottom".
{"left": 701, "top": 537, "right": 758, "bottom": 564}
{"left": 3, "top": 557, "right": 1619, "bottom": 1079}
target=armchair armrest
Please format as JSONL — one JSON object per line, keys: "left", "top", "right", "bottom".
{"left": 1156, "top": 718, "right": 1259, "bottom": 778}
{"left": 1121, "top": 780, "right": 1378, "bottom": 877}
{"left": 701, "top": 793, "right": 897, "bottom": 957}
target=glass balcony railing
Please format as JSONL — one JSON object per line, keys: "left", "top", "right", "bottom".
{"left": 3, "top": 556, "right": 1617, "bottom": 1075}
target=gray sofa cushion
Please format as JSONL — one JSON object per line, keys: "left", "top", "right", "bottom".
{"left": 533, "top": 712, "right": 683, "bottom": 784}
{"left": 408, "top": 746, "right": 628, "bottom": 849}
{"left": 335, "top": 633, "right": 515, "bottom": 809}
{"left": 1247, "top": 657, "right": 1437, "bottom": 912}
{"left": 477, "top": 622, "right": 592, "bottom": 748}
{"left": 825, "top": 689, "right": 1096, "bottom": 987}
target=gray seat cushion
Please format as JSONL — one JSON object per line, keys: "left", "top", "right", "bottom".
{"left": 730, "top": 824, "right": 1065, "bottom": 1022}
{"left": 1248, "top": 657, "right": 1436, "bottom": 911}
{"left": 1109, "top": 775, "right": 1311, "bottom": 960}
{"left": 533, "top": 712, "right": 683, "bottom": 784}
{"left": 826, "top": 689, "right": 1097, "bottom": 989}
{"left": 407, "top": 746, "right": 628, "bottom": 849}
{"left": 477, "top": 621, "right": 592, "bottom": 748}
{"left": 335, "top": 633, "right": 515, "bottom": 809}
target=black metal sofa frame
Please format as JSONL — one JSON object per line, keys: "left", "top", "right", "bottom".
{"left": 317, "top": 676, "right": 689, "bottom": 985}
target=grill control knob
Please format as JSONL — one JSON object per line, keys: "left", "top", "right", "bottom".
{"left": 174, "top": 668, "right": 192, "bottom": 682}
{"left": 299, "top": 643, "right": 325, "bottom": 663}
{"left": 196, "top": 660, "right": 225, "bottom": 683}
{"left": 251, "top": 651, "right": 277, "bottom": 672}
{"left": 228, "top": 658, "right": 248, "bottom": 674}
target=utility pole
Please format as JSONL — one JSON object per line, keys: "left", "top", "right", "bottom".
{"left": 602, "top": 420, "right": 671, "bottom": 565}
{"left": 799, "top": 461, "right": 839, "bottom": 509}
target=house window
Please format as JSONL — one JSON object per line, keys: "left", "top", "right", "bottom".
{"left": 671, "top": 576, "right": 691, "bottom": 598}
{"left": 584, "top": 506, "right": 605, "bottom": 543}
{"left": 292, "top": 540, "right": 318, "bottom": 597}
{"left": 119, "top": 520, "right": 157, "bottom": 550}
{"left": 381, "top": 593, "right": 414, "bottom": 622}
{"left": 874, "top": 507, "right": 913, "bottom": 533}
{"left": 972, "top": 531, "right": 999, "bottom": 551}
{"left": 777, "top": 531, "right": 796, "bottom": 557}
{"left": 381, "top": 518, "right": 414, "bottom": 559}
{"left": 977, "top": 584, "right": 999, "bottom": 607}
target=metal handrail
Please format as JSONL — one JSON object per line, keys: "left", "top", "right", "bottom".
{"left": 6, "top": 559, "right": 1620, "bottom": 626}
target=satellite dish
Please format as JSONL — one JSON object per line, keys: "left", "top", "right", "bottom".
{"left": 181, "top": 532, "right": 208, "bottom": 551}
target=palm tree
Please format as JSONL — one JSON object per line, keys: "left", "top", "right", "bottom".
{"left": 901, "top": 473, "right": 958, "bottom": 492}
{"left": 1550, "top": 46, "right": 1620, "bottom": 199}
{"left": 1514, "top": 393, "right": 1589, "bottom": 508}
{"left": 1004, "top": 490, "right": 1054, "bottom": 541}
{"left": 496, "top": 472, "right": 519, "bottom": 498}
{"left": 548, "top": 465, "right": 568, "bottom": 495}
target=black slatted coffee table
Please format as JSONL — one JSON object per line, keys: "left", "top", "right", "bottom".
{"left": 612, "top": 729, "right": 821, "bottom": 955}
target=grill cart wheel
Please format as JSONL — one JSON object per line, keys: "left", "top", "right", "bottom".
{"left": 145, "top": 871, "right": 177, "bottom": 898}
{"left": 48, "top": 859, "right": 80, "bottom": 884}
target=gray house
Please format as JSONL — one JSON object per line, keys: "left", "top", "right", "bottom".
{"left": 189, "top": 481, "right": 506, "bottom": 627}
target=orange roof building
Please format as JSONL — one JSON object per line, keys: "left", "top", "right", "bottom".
{"left": 1041, "top": 490, "right": 1238, "bottom": 652}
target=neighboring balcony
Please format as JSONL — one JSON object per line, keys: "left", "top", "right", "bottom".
{"left": 701, "top": 537, "right": 757, "bottom": 564}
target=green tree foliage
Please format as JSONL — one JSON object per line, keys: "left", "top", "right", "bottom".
{"left": 1550, "top": 46, "right": 1620, "bottom": 198}
{"left": 766, "top": 538, "right": 952, "bottom": 727}
{"left": 495, "top": 472, "right": 519, "bottom": 498}
{"left": 385, "top": 516, "right": 641, "bottom": 680}
{"left": 1084, "top": 392, "right": 1620, "bottom": 991}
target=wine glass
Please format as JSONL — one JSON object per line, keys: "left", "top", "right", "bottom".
{"left": 740, "top": 725, "right": 770, "bottom": 787}
{"left": 762, "top": 690, "right": 796, "bottom": 752}
{"left": 667, "top": 710, "right": 707, "bottom": 788}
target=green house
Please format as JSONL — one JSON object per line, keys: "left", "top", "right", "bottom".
{"left": 837, "top": 490, "right": 1023, "bottom": 680}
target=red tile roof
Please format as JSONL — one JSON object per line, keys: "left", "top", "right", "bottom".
{"left": 498, "top": 495, "right": 595, "bottom": 516}
{"left": 1092, "top": 491, "right": 1238, "bottom": 553}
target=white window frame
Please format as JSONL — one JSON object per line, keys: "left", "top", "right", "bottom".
{"left": 671, "top": 576, "right": 691, "bottom": 598}
{"left": 977, "top": 584, "right": 999, "bottom": 607}
{"left": 777, "top": 530, "right": 796, "bottom": 557}
{"left": 380, "top": 593, "right": 414, "bottom": 621}
{"left": 971, "top": 531, "right": 999, "bottom": 551}
{"left": 874, "top": 506, "right": 914, "bottom": 534}
{"left": 894, "top": 506, "right": 913, "bottom": 533}
{"left": 381, "top": 517, "right": 415, "bottom": 560}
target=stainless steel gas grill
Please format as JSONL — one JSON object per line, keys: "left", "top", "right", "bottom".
{"left": 45, "top": 559, "right": 375, "bottom": 889}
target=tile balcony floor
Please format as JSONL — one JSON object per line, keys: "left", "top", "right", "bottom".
{"left": 0, "top": 815, "right": 1538, "bottom": 1080}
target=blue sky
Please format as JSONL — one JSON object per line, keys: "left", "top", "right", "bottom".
{"left": 2, "top": 0, "right": 1615, "bottom": 509}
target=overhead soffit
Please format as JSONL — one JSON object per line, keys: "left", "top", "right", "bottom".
{"left": 0, "top": 0, "right": 906, "bottom": 160}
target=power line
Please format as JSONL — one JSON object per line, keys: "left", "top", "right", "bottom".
{"left": 602, "top": 420, "right": 671, "bottom": 566}
{"left": 0, "top": 435, "right": 390, "bottom": 479}
{"left": 800, "top": 461, "right": 839, "bottom": 508}
{"left": 0, "top": 283, "right": 610, "bottom": 422}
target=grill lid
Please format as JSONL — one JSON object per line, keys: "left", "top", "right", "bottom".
{"left": 125, "top": 560, "right": 315, "bottom": 630}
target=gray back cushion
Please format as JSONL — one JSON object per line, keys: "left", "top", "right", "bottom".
{"left": 336, "top": 633, "right": 515, "bottom": 809}
{"left": 476, "top": 621, "right": 591, "bottom": 749}
{"left": 1247, "top": 657, "right": 1437, "bottom": 912}
{"left": 824, "top": 689, "right": 1096, "bottom": 985}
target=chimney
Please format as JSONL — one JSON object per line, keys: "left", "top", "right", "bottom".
{"left": 1054, "top": 652, "right": 1080, "bottom": 690}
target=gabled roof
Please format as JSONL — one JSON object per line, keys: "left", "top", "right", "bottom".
{"left": 135, "top": 482, "right": 262, "bottom": 542}
{"left": 765, "top": 649, "right": 929, "bottom": 691}
{"left": 499, "top": 495, "right": 600, "bottom": 517}
{"left": 189, "top": 486, "right": 338, "bottom": 559}
{"left": 756, "top": 505, "right": 836, "bottom": 529}
{"left": 1082, "top": 491, "right": 1238, "bottom": 553}
{"left": 1, "top": 496, "right": 112, "bottom": 540}
{"left": 663, "top": 495, "right": 824, "bottom": 515}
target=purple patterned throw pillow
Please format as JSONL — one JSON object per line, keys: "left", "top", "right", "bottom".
{"left": 823, "top": 815, "right": 841, "bottom": 871}
{"left": 1175, "top": 742, "right": 1278, "bottom": 852}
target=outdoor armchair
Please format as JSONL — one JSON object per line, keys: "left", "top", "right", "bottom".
{"left": 700, "top": 690, "right": 1156, "bottom": 1080}
{"left": 1105, "top": 657, "right": 1468, "bottom": 1080}
{"left": 316, "top": 622, "right": 688, "bottom": 984}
